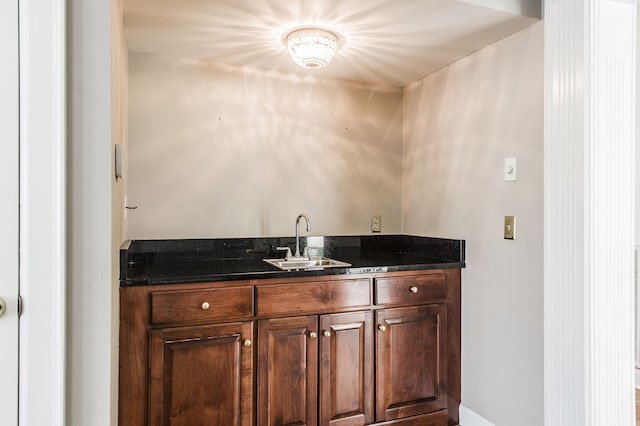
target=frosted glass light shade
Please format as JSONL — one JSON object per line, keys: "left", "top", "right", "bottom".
{"left": 286, "top": 28, "right": 338, "bottom": 69}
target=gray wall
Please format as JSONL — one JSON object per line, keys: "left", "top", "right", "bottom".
{"left": 402, "top": 23, "right": 544, "bottom": 426}
{"left": 127, "top": 53, "right": 404, "bottom": 239}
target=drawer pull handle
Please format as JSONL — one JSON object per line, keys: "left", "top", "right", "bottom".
{"left": 309, "top": 331, "right": 317, "bottom": 339}
{"left": 201, "top": 301, "right": 210, "bottom": 310}
{"left": 409, "top": 286, "right": 418, "bottom": 294}
{"left": 323, "top": 330, "right": 331, "bottom": 338}
{"left": 244, "top": 339, "right": 252, "bottom": 347}
{"left": 378, "top": 325, "right": 387, "bottom": 332}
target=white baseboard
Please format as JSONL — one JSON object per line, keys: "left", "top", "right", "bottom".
{"left": 635, "top": 368, "right": 640, "bottom": 389}
{"left": 459, "top": 404, "right": 497, "bottom": 426}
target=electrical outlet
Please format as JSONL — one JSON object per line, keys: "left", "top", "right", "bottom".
{"left": 371, "top": 214, "right": 382, "bottom": 233}
{"left": 504, "top": 216, "right": 515, "bottom": 239}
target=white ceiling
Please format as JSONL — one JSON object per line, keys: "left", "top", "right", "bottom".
{"left": 123, "top": 0, "right": 540, "bottom": 88}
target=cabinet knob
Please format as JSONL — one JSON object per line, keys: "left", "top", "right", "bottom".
{"left": 378, "top": 325, "right": 387, "bottom": 332}
{"left": 323, "top": 330, "right": 331, "bottom": 338}
{"left": 309, "top": 331, "right": 317, "bottom": 339}
{"left": 409, "top": 286, "right": 418, "bottom": 294}
{"left": 243, "top": 339, "right": 252, "bottom": 347}
{"left": 201, "top": 301, "right": 210, "bottom": 310}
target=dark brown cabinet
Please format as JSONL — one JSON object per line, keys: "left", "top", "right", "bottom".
{"left": 119, "top": 270, "right": 461, "bottom": 426}
{"left": 258, "top": 316, "right": 318, "bottom": 426}
{"left": 319, "top": 311, "right": 373, "bottom": 426}
{"left": 258, "top": 311, "right": 373, "bottom": 426}
{"left": 375, "top": 305, "right": 448, "bottom": 422}
{"left": 149, "top": 321, "right": 254, "bottom": 426}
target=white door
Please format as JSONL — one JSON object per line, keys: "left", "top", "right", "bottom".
{"left": 0, "top": 0, "right": 20, "bottom": 424}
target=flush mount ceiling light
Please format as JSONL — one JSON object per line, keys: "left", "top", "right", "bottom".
{"left": 284, "top": 27, "right": 342, "bottom": 70}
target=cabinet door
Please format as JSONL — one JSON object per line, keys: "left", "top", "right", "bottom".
{"left": 149, "top": 322, "right": 254, "bottom": 426}
{"left": 319, "top": 311, "right": 373, "bottom": 426}
{"left": 375, "top": 304, "right": 447, "bottom": 422}
{"left": 258, "top": 316, "right": 318, "bottom": 426}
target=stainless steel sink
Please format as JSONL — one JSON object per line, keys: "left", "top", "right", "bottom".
{"left": 263, "top": 257, "right": 351, "bottom": 271}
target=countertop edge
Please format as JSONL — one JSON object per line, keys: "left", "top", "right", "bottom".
{"left": 120, "top": 261, "right": 465, "bottom": 287}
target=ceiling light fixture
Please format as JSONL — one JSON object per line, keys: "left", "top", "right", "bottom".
{"left": 284, "top": 27, "right": 341, "bottom": 70}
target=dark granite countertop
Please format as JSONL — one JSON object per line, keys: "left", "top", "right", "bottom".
{"left": 120, "top": 235, "right": 465, "bottom": 287}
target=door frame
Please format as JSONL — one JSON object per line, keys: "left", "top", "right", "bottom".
{"left": 18, "top": 0, "right": 66, "bottom": 425}
{"left": 0, "top": 0, "right": 20, "bottom": 423}
{"left": 16, "top": 1, "right": 638, "bottom": 425}
{"left": 544, "top": 0, "right": 638, "bottom": 424}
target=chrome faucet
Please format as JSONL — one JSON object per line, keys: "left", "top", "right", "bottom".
{"left": 294, "top": 214, "right": 310, "bottom": 258}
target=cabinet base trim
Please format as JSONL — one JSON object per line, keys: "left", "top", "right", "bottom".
{"left": 376, "top": 410, "right": 449, "bottom": 425}
{"left": 459, "top": 405, "right": 496, "bottom": 426}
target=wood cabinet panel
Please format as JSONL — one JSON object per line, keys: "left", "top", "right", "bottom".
{"left": 375, "top": 305, "right": 447, "bottom": 422}
{"left": 319, "top": 311, "right": 373, "bottom": 426}
{"left": 119, "top": 269, "right": 461, "bottom": 426}
{"left": 149, "top": 322, "right": 253, "bottom": 426}
{"left": 150, "top": 286, "right": 253, "bottom": 325}
{"left": 258, "top": 316, "right": 318, "bottom": 426}
{"left": 375, "top": 273, "right": 446, "bottom": 306}
{"left": 256, "top": 279, "right": 370, "bottom": 316}
{"left": 120, "top": 285, "right": 151, "bottom": 426}
{"left": 444, "top": 269, "right": 461, "bottom": 426}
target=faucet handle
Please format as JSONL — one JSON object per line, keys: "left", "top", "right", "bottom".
{"left": 276, "top": 246, "right": 292, "bottom": 260}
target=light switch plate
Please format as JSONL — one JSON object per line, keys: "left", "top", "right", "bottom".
{"left": 504, "top": 216, "right": 515, "bottom": 239}
{"left": 504, "top": 157, "right": 517, "bottom": 181}
{"left": 115, "top": 143, "right": 124, "bottom": 179}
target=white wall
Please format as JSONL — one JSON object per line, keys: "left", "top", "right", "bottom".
{"left": 111, "top": 0, "right": 128, "bottom": 422}
{"left": 637, "top": 5, "right": 640, "bottom": 247}
{"left": 402, "top": 22, "right": 543, "bottom": 426}
{"left": 634, "top": 0, "right": 640, "bottom": 389}
{"left": 68, "top": 0, "right": 115, "bottom": 424}
{"left": 634, "top": 1, "right": 640, "bottom": 389}
{"left": 127, "top": 53, "right": 403, "bottom": 239}
{"left": 634, "top": 3, "right": 640, "bottom": 389}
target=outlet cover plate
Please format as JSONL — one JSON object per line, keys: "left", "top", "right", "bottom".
{"left": 504, "top": 215, "right": 515, "bottom": 239}
{"left": 371, "top": 214, "right": 382, "bottom": 233}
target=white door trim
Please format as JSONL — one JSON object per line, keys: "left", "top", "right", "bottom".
{"left": 0, "top": 0, "right": 20, "bottom": 423}
{"left": 18, "top": 0, "right": 66, "bottom": 425}
{"left": 544, "top": 0, "right": 637, "bottom": 424}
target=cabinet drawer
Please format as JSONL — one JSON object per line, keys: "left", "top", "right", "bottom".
{"left": 150, "top": 286, "right": 253, "bottom": 325}
{"left": 375, "top": 273, "right": 446, "bottom": 306}
{"left": 256, "top": 278, "right": 371, "bottom": 316}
